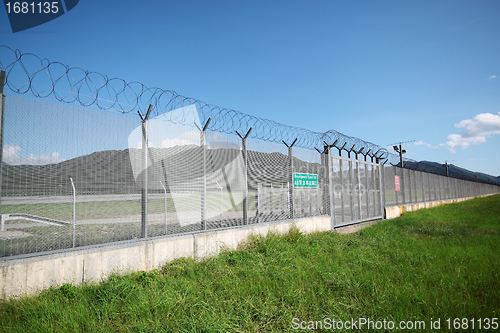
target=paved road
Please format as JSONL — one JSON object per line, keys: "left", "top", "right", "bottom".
{"left": 1, "top": 193, "right": 190, "bottom": 205}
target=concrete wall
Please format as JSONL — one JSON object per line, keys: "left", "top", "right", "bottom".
{"left": 0, "top": 215, "right": 331, "bottom": 300}
{"left": 384, "top": 194, "right": 494, "bottom": 219}
{"left": 2, "top": 194, "right": 494, "bottom": 300}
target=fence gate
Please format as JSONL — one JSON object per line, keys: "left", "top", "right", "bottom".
{"left": 328, "top": 153, "right": 384, "bottom": 228}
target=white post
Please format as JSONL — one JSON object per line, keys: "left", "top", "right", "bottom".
{"left": 160, "top": 181, "right": 167, "bottom": 234}
{"left": 70, "top": 177, "right": 76, "bottom": 248}
{"left": 216, "top": 181, "right": 223, "bottom": 221}
{"left": 287, "top": 182, "right": 290, "bottom": 214}
{"left": 257, "top": 183, "right": 262, "bottom": 223}
{"left": 270, "top": 183, "right": 273, "bottom": 214}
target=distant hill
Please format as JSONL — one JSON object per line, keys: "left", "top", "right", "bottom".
{"left": 403, "top": 160, "right": 500, "bottom": 185}
{"left": 2, "top": 149, "right": 498, "bottom": 197}
{"left": 1, "top": 147, "right": 325, "bottom": 197}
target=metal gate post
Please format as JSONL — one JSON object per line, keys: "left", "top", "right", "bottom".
{"left": 320, "top": 148, "right": 329, "bottom": 215}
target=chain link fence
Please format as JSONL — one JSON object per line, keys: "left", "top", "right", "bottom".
{"left": 0, "top": 95, "right": 499, "bottom": 258}
{"left": 0, "top": 95, "right": 333, "bottom": 256}
{"left": 1, "top": 46, "right": 499, "bottom": 258}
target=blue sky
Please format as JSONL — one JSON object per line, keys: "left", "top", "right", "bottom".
{"left": 1, "top": 0, "right": 499, "bottom": 176}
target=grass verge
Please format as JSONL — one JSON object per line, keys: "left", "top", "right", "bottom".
{"left": 0, "top": 194, "right": 499, "bottom": 332}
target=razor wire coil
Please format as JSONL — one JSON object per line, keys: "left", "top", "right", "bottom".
{"left": 3, "top": 44, "right": 496, "bottom": 185}
{"left": 0, "top": 45, "right": 392, "bottom": 160}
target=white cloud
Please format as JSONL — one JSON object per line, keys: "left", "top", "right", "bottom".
{"left": 488, "top": 75, "right": 497, "bottom": 80}
{"left": 413, "top": 141, "right": 444, "bottom": 149}
{"left": 3, "top": 144, "right": 66, "bottom": 165}
{"left": 3, "top": 144, "right": 22, "bottom": 164}
{"left": 445, "top": 112, "right": 500, "bottom": 152}
{"left": 160, "top": 138, "right": 197, "bottom": 148}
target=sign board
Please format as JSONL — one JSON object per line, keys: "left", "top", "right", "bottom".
{"left": 293, "top": 173, "right": 318, "bottom": 188}
{"left": 395, "top": 175, "right": 400, "bottom": 192}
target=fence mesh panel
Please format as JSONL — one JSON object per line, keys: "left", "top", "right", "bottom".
{"left": 1, "top": 95, "right": 142, "bottom": 256}
{"left": 246, "top": 139, "right": 290, "bottom": 223}
{"left": 205, "top": 131, "right": 245, "bottom": 229}
{"left": 0, "top": 94, "right": 499, "bottom": 258}
{"left": 292, "top": 147, "right": 324, "bottom": 219}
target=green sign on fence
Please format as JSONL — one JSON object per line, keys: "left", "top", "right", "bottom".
{"left": 293, "top": 173, "right": 318, "bottom": 188}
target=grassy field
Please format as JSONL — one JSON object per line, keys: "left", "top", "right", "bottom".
{"left": 0, "top": 194, "right": 499, "bottom": 332}
{"left": 0, "top": 192, "right": 254, "bottom": 222}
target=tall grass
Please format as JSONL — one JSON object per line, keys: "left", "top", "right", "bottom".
{"left": 1, "top": 194, "right": 499, "bottom": 332}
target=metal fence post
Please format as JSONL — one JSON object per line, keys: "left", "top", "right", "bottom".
{"left": 349, "top": 160, "right": 355, "bottom": 220}
{"left": 70, "top": 177, "right": 76, "bottom": 247}
{"left": 196, "top": 118, "right": 211, "bottom": 231}
{"left": 438, "top": 176, "right": 443, "bottom": 200}
{"left": 401, "top": 168, "right": 406, "bottom": 205}
{"left": 446, "top": 177, "right": 451, "bottom": 199}
{"left": 378, "top": 161, "right": 385, "bottom": 218}
{"left": 394, "top": 167, "right": 399, "bottom": 205}
{"left": 320, "top": 148, "right": 329, "bottom": 215}
{"left": 160, "top": 181, "right": 168, "bottom": 234}
{"left": 257, "top": 183, "right": 262, "bottom": 223}
{"left": 340, "top": 159, "right": 345, "bottom": 223}
{"left": 371, "top": 162, "right": 377, "bottom": 217}
{"left": 357, "top": 161, "right": 363, "bottom": 221}
{"left": 412, "top": 170, "right": 418, "bottom": 202}
{"left": 283, "top": 138, "right": 297, "bottom": 220}
{"left": 237, "top": 128, "right": 252, "bottom": 225}
{"left": 430, "top": 173, "right": 435, "bottom": 201}
{"left": 0, "top": 70, "right": 6, "bottom": 225}
{"left": 408, "top": 169, "right": 412, "bottom": 203}
{"left": 419, "top": 170, "right": 424, "bottom": 202}
{"left": 328, "top": 147, "right": 336, "bottom": 229}
{"left": 138, "top": 105, "right": 153, "bottom": 238}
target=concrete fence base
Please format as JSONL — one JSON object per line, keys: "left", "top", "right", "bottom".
{"left": 0, "top": 216, "right": 331, "bottom": 300}
{"left": 384, "top": 194, "right": 494, "bottom": 220}
{"left": 1, "top": 194, "right": 496, "bottom": 300}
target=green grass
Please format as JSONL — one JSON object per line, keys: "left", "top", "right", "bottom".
{"left": 0, "top": 192, "right": 258, "bottom": 256}
{"left": 1, "top": 194, "right": 499, "bottom": 332}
